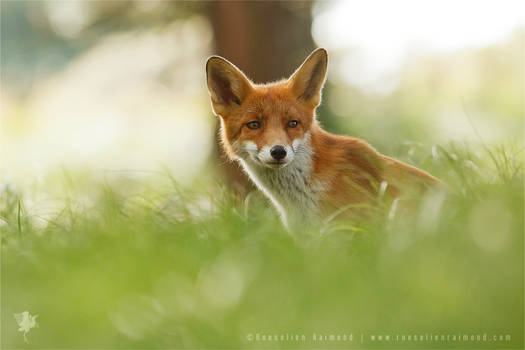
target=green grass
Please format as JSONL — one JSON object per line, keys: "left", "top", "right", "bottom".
{"left": 1, "top": 143, "right": 523, "bottom": 349}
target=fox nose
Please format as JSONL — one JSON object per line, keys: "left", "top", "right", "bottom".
{"left": 270, "top": 145, "right": 287, "bottom": 160}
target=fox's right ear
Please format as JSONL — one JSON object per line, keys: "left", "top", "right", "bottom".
{"left": 206, "top": 56, "right": 252, "bottom": 116}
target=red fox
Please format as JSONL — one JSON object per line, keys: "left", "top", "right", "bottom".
{"left": 206, "top": 48, "right": 445, "bottom": 227}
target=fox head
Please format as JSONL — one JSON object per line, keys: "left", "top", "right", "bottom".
{"left": 206, "top": 48, "right": 328, "bottom": 169}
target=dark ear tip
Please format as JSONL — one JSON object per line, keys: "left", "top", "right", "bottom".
{"left": 205, "top": 55, "right": 226, "bottom": 70}
{"left": 314, "top": 48, "right": 328, "bottom": 61}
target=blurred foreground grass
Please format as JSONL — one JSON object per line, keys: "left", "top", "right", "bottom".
{"left": 1, "top": 143, "right": 523, "bottom": 349}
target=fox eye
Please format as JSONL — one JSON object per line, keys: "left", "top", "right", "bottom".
{"left": 246, "top": 121, "right": 262, "bottom": 130}
{"left": 287, "top": 120, "right": 299, "bottom": 128}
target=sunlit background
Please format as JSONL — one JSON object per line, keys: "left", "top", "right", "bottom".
{"left": 2, "top": 0, "right": 523, "bottom": 185}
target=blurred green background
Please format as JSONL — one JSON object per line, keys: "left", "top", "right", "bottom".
{"left": 1, "top": 1, "right": 524, "bottom": 348}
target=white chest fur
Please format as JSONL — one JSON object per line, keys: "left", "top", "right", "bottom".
{"left": 238, "top": 136, "right": 324, "bottom": 227}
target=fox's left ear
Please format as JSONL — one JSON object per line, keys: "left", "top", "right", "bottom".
{"left": 289, "top": 48, "right": 328, "bottom": 107}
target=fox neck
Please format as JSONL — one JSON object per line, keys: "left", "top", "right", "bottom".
{"left": 238, "top": 132, "right": 324, "bottom": 227}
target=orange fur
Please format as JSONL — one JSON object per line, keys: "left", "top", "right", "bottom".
{"left": 206, "top": 48, "right": 445, "bottom": 224}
